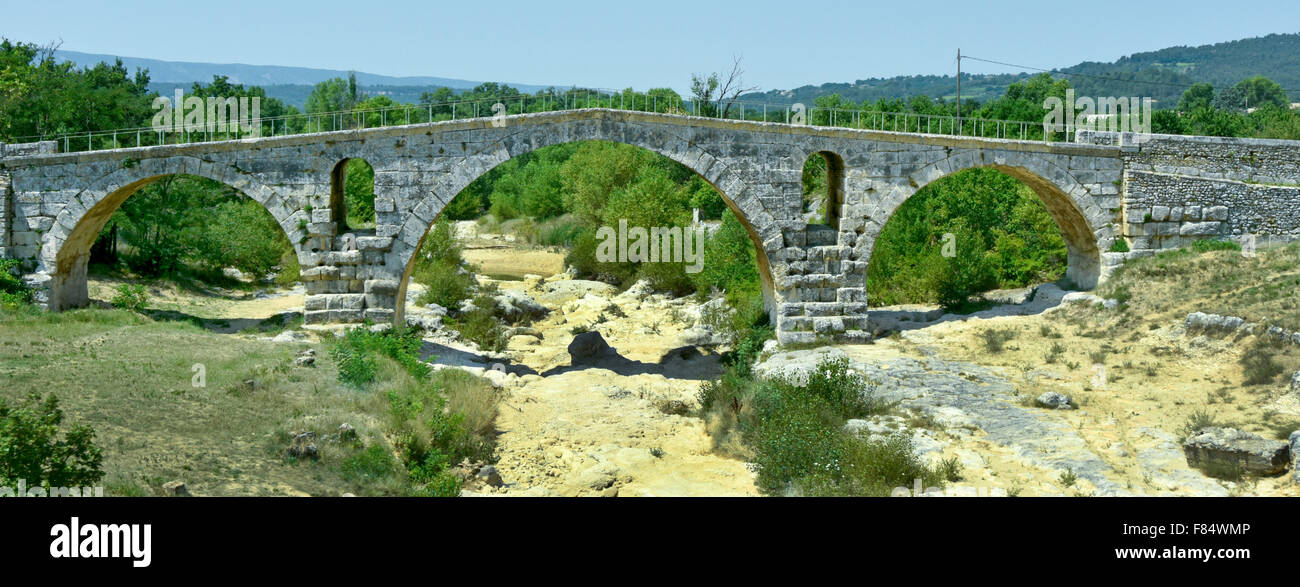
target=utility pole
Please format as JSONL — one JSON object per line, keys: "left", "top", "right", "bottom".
{"left": 956, "top": 48, "right": 962, "bottom": 134}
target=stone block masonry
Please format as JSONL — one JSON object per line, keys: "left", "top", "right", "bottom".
{"left": 4, "top": 112, "right": 1297, "bottom": 345}
{"left": 1078, "top": 130, "right": 1300, "bottom": 254}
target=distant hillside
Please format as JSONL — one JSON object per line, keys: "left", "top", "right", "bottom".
{"left": 53, "top": 32, "right": 1300, "bottom": 111}
{"left": 742, "top": 33, "right": 1300, "bottom": 108}
{"left": 745, "top": 72, "right": 1030, "bottom": 107}
{"left": 53, "top": 49, "right": 553, "bottom": 108}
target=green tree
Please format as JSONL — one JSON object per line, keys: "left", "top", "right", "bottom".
{"left": 187, "top": 74, "right": 299, "bottom": 131}
{"left": 1215, "top": 76, "right": 1288, "bottom": 111}
{"left": 0, "top": 39, "right": 156, "bottom": 141}
{"left": 305, "top": 73, "right": 360, "bottom": 117}
{"left": 1248, "top": 104, "right": 1300, "bottom": 140}
{"left": 1178, "top": 83, "right": 1215, "bottom": 112}
{"left": 979, "top": 73, "right": 1070, "bottom": 126}
{"left": 559, "top": 141, "right": 663, "bottom": 225}
{"left": 0, "top": 393, "right": 104, "bottom": 489}
{"left": 690, "top": 72, "right": 720, "bottom": 117}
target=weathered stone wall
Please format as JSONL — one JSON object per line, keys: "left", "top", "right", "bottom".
{"left": 0, "top": 141, "right": 57, "bottom": 158}
{"left": 1078, "top": 131, "right": 1300, "bottom": 252}
{"left": 1079, "top": 130, "right": 1300, "bottom": 184}
{"left": 1123, "top": 171, "right": 1300, "bottom": 250}
{"left": 0, "top": 169, "right": 10, "bottom": 260}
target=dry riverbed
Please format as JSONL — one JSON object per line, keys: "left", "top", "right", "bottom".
{"left": 78, "top": 239, "right": 1300, "bottom": 497}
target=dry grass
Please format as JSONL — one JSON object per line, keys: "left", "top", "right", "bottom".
{"left": 900, "top": 241, "right": 1300, "bottom": 496}
{"left": 0, "top": 305, "right": 401, "bottom": 496}
{"left": 1097, "top": 241, "right": 1300, "bottom": 332}
{"left": 437, "top": 368, "right": 503, "bottom": 439}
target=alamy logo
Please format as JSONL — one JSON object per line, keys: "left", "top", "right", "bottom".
{"left": 790, "top": 103, "right": 807, "bottom": 125}
{"left": 594, "top": 216, "right": 706, "bottom": 273}
{"left": 491, "top": 102, "right": 508, "bottom": 127}
{"left": 1043, "top": 89, "right": 1153, "bottom": 144}
{"left": 0, "top": 479, "right": 103, "bottom": 497}
{"left": 50, "top": 517, "right": 152, "bottom": 568}
{"left": 152, "top": 89, "right": 261, "bottom": 137}
{"left": 1242, "top": 233, "right": 1257, "bottom": 258}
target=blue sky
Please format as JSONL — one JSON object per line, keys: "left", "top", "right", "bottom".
{"left": 5, "top": 0, "right": 1298, "bottom": 93}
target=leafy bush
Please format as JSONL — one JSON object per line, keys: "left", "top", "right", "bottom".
{"left": 800, "top": 434, "right": 946, "bottom": 497}
{"left": 415, "top": 261, "right": 475, "bottom": 310}
{"left": 452, "top": 295, "right": 508, "bottom": 352}
{"left": 698, "top": 357, "right": 927, "bottom": 496}
{"left": 699, "top": 291, "right": 772, "bottom": 374}
{"left": 0, "top": 258, "right": 33, "bottom": 308}
{"left": 340, "top": 445, "right": 403, "bottom": 485}
{"left": 692, "top": 211, "right": 761, "bottom": 300}
{"left": 799, "top": 357, "right": 891, "bottom": 419}
{"left": 534, "top": 214, "right": 585, "bottom": 247}
{"left": 330, "top": 327, "right": 429, "bottom": 388}
{"left": 274, "top": 249, "right": 301, "bottom": 287}
{"left": 0, "top": 393, "right": 104, "bottom": 488}
{"left": 979, "top": 328, "right": 1016, "bottom": 353}
{"left": 122, "top": 239, "right": 184, "bottom": 278}
{"left": 412, "top": 220, "right": 475, "bottom": 310}
{"left": 326, "top": 324, "right": 500, "bottom": 497}
{"left": 191, "top": 199, "right": 294, "bottom": 280}
{"left": 1191, "top": 238, "right": 1242, "bottom": 253}
{"left": 751, "top": 398, "right": 844, "bottom": 492}
{"left": 111, "top": 284, "right": 149, "bottom": 312}
{"left": 385, "top": 370, "right": 499, "bottom": 497}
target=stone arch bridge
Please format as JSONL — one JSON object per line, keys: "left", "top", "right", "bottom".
{"left": 3, "top": 109, "right": 1299, "bottom": 344}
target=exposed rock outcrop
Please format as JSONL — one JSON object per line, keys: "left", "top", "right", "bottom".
{"left": 1182, "top": 427, "right": 1291, "bottom": 475}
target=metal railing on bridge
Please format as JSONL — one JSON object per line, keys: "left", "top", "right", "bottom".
{"left": 8, "top": 89, "right": 1072, "bottom": 155}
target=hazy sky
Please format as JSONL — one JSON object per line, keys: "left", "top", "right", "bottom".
{"left": 6, "top": 0, "right": 1298, "bottom": 92}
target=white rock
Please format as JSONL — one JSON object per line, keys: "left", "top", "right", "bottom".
{"left": 271, "top": 330, "right": 308, "bottom": 343}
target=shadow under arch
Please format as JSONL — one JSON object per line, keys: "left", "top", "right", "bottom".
{"left": 46, "top": 171, "right": 301, "bottom": 311}
{"left": 392, "top": 137, "right": 780, "bottom": 326}
{"left": 864, "top": 157, "right": 1108, "bottom": 296}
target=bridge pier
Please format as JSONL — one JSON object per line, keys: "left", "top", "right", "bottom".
{"left": 300, "top": 229, "right": 403, "bottom": 325}
{"left": 771, "top": 224, "right": 871, "bottom": 345}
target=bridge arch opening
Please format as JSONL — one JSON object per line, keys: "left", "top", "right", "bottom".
{"left": 330, "top": 158, "right": 376, "bottom": 231}
{"left": 50, "top": 173, "right": 300, "bottom": 313}
{"left": 802, "top": 151, "right": 845, "bottom": 230}
{"left": 392, "top": 139, "right": 777, "bottom": 354}
{"left": 865, "top": 165, "right": 1098, "bottom": 311}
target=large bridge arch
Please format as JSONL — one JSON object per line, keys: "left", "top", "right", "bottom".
{"left": 855, "top": 149, "right": 1114, "bottom": 293}
{"left": 389, "top": 121, "right": 786, "bottom": 325}
{"left": 41, "top": 156, "right": 304, "bottom": 310}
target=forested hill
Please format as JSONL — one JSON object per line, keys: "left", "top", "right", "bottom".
{"left": 49, "top": 32, "right": 1300, "bottom": 109}
{"left": 741, "top": 33, "right": 1300, "bottom": 107}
